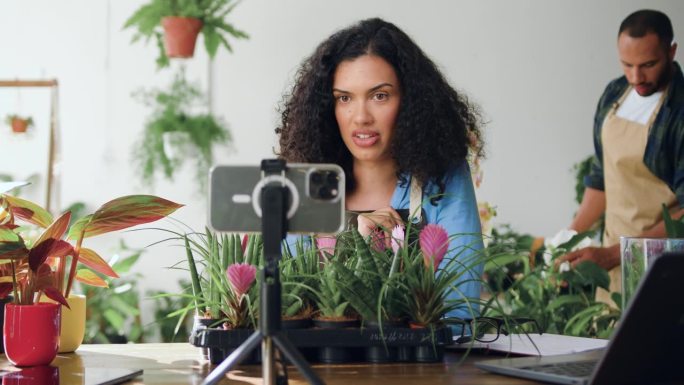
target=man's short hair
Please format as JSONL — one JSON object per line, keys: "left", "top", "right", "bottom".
{"left": 619, "top": 9, "right": 674, "bottom": 49}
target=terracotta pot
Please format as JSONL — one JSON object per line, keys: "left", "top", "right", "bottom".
{"left": 4, "top": 303, "right": 61, "bottom": 367}
{"left": 10, "top": 118, "right": 29, "bottom": 133}
{"left": 161, "top": 16, "right": 203, "bottom": 58}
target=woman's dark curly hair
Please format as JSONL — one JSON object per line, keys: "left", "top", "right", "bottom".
{"left": 276, "top": 17, "right": 483, "bottom": 198}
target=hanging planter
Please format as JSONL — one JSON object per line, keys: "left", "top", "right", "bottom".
{"left": 124, "top": 0, "right": 249, "bottom": 69}
{"left": 161, "top": 16, "right": 203, "bottom": 58}
{"left": 5, "top": 115, "right": 33, "bottom": 134}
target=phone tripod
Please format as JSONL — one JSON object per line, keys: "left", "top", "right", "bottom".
{"left": 202, "top": 160, "right": 325, "bottom": 385}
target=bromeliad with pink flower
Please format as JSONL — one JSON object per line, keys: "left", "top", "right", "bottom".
{"left": 224, "top": 262, "right": 257, "bottom": 329}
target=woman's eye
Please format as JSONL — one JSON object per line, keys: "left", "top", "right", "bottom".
{"left": 373, "top": 93, "right": 388, "bottom": 101}
{"left": 336, "top": 95, "right": 350, "bottom": 103}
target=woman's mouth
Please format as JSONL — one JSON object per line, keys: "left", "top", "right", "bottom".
{"left": 352, "top": 131, "right": 379, "bottom": 147}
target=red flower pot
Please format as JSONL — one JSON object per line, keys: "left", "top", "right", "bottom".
{"left": 2, "top": 365, "right": 59, "bottom": 385}
{"left": 3, "top": 303, "right": 61, "bottom": 367}
{"left": 161, "top": 16, "right": 203, "bottom": 58}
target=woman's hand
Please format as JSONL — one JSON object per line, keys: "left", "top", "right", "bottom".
{"left": 357, "top": 207, "right": 403, "bottom": 248}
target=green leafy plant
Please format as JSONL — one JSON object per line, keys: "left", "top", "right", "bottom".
{"left": 306, "top": 237, "right": 353, "bottom": 320}
{"left": 147, "top": 281, "right": 192, "bottom": 342}
{"left": 485, "top": 228, "right": 620, "bottom": 338}
{"left": 124, "top": 0, "right": 248, "bottom": 68}
{"left": 0, "top": 193, "right": 182, "bottom": 307}
{"left": 279, "top": 240, "right": 318, "bottom": 320}
{"left": 81, "top": 242, "right": 145, "bottom": 344}
{"left": 132, "top": 69, "right": 230, "bottom": 193}
{"left": 397, "top": 224, "right": 484, "bottom": 328}
{"left": 153, "top": 229, "right": 261, "bottom": 330}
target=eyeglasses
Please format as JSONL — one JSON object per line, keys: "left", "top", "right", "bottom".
{"left": 445, "top": 316, "right": 542, "bottom": 344}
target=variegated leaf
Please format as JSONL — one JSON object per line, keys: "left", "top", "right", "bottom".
{"left": 2, "top": 195, "right": 53, "bottom": 228}
{"left": 28, "top": 239, "right": 74, "bottom": 272}
{"left": 43, "top": 286, "right": 70, "bottom": 308}
{"left": 34, "top": 211, "right": 71, "bottom": 247}
{"left": 0, "top": 227, "right": 28, "bottom": 260}
{"left": 68, "top": 195, "right": 182, "bottom": 240}
{"left": 75, "top": 269, "right": 109, "bottom": 288}
{"left": 79, "top": 248, "right": 119, "bottom": 278}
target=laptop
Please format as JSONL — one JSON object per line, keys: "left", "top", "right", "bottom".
{"left": 475, "top": 252, "right": 684, "bottom": 385}
{"left": 0, "top": 367, "right": 143, "bottom": 385}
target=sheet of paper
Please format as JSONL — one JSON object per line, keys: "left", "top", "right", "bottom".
{"left": 449, "top": 333, "right": 608, "bottom": 356}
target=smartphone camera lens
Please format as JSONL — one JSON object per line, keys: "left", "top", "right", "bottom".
{"left": 309, "top": 170, "right": 339, "bottom": 200}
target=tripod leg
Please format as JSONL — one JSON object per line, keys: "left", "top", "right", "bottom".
{"left": 272, "top": 333, "right": 325, "bottom": 385}
{"left": 262, "top": 336, "right": 275, "bottom": 385}
{"left": 202, "top": 331, "right": 263, "bottom": 385}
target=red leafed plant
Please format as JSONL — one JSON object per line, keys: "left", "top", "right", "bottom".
{"left": 0, "top": 193, "right": 182, "bottom": 306}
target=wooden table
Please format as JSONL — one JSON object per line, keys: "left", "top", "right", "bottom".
{"left": 0, "top": 343, "right": 541, "bottom": 384}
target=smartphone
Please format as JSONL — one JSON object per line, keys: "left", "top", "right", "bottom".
{"left": 208, "top": 163, "right": 345, "bottom": 234}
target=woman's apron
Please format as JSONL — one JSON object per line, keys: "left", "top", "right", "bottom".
{"left": 597, "top": 87, "right": 675, "bottom": 304}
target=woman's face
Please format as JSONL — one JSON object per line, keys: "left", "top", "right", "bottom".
{"left": 332, "top": 54, "right": 401, "bottom": 164}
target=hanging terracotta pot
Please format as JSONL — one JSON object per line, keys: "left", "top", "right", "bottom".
{"left": 10, "top": 118, "right": 30, "bottom": 133}
{"left": 3, "top": 303, "right": 61, "bottom": 367}
{"left": 161, "top": 16, "right": 203, "bottom": 58}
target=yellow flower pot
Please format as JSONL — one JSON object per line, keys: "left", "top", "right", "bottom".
{"left": 41, "top": 294, "right": 86, "bottom": 353}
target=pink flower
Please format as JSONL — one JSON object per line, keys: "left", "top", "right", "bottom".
{"left": 391, "top": 225, "right": 405, "bottom": 254}
{"left": 241, "top": 234, "right": 249, "bottom": 253}
{"left": 419, "top": 224, "right": 449, "bottom": 269}
{"left": 226, "top": 263, "right": 257, "bottom": 297}
{"left": 371, "top": 229, "right": 386, "bottom": 252}
{"left": 316, "top": 236, "right": 337, "bottom": 258}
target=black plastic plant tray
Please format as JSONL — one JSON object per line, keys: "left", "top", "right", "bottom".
{"left": 190, "top": 326, "right": 453, "bottom": 364}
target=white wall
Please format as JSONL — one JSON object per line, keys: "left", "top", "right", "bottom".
{"left": 2, "top": 0, "right": 683, "bottom": 328}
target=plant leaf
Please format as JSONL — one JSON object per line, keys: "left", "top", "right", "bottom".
{"left": 0, "top": 227, "right": 28, "bottom": 259}
{"left": 75, "top": 269, "right": 109, "bottom": 288}
{"left": 34, "top": 211, "right": 71, "bottom": 247}
{"left": 68, "top": 195, "right": 182, "bottom": 239}
{"left": 79, "top": 248, "right": 119, "bottom": 278}
{"left": 29, "top": 239, "right": 73, "bottom": 272}
{"left": 43, "top": 286, "right": 70, "bottom": 308}
{"left": 2, "top": 195, "right": 53, "bottom": 228}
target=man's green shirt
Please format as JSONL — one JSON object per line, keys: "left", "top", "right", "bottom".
{"left": 584, "top": 61, "right": 684, "bottom": 206}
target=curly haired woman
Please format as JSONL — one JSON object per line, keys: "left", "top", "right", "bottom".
{"left": 277, "top": 18, "right": 485, "bottom": 319}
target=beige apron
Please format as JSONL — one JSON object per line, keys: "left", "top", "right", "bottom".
{"left": 597, "top": 87, "right": 676, "bottom": 304}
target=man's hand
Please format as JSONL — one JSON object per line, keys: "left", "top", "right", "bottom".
{"left": 555, "top": 244, "right": 620, "bottom": 271}
{"left": 357, "top": 207, "right": 403, "bottom": 248}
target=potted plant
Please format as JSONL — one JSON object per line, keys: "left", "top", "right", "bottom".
{"left": 278, "top": 240, "right": 318, "bottom": 329}
{"left": 132, "top": 69, "right": 230, "bottom": 193}
{"left": 0, "top": 193, "right": 182, "bottom": 356}
{"left": 5, "top": 114, "right": 33, "bottom": 134}
{"left": 124, "top": 0, "right": 248, "bottom": 68}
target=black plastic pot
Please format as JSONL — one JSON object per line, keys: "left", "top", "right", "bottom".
{"left": 193, "top": 316, "right": 221, "bottom": 361}
{"left": 362, "top": 320, "right": 402, "bottom": 362}
{"left": 414, "top": 345, "right": 445, "bottom": 363}
{"left": 396, "top": 346, "right": 415, "bottom": 362}
{"left": 313, "top": 318, "right": 360, "bottom": 363}
{"left": 282, "top": 317, "right": 312, "bottom": 330}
